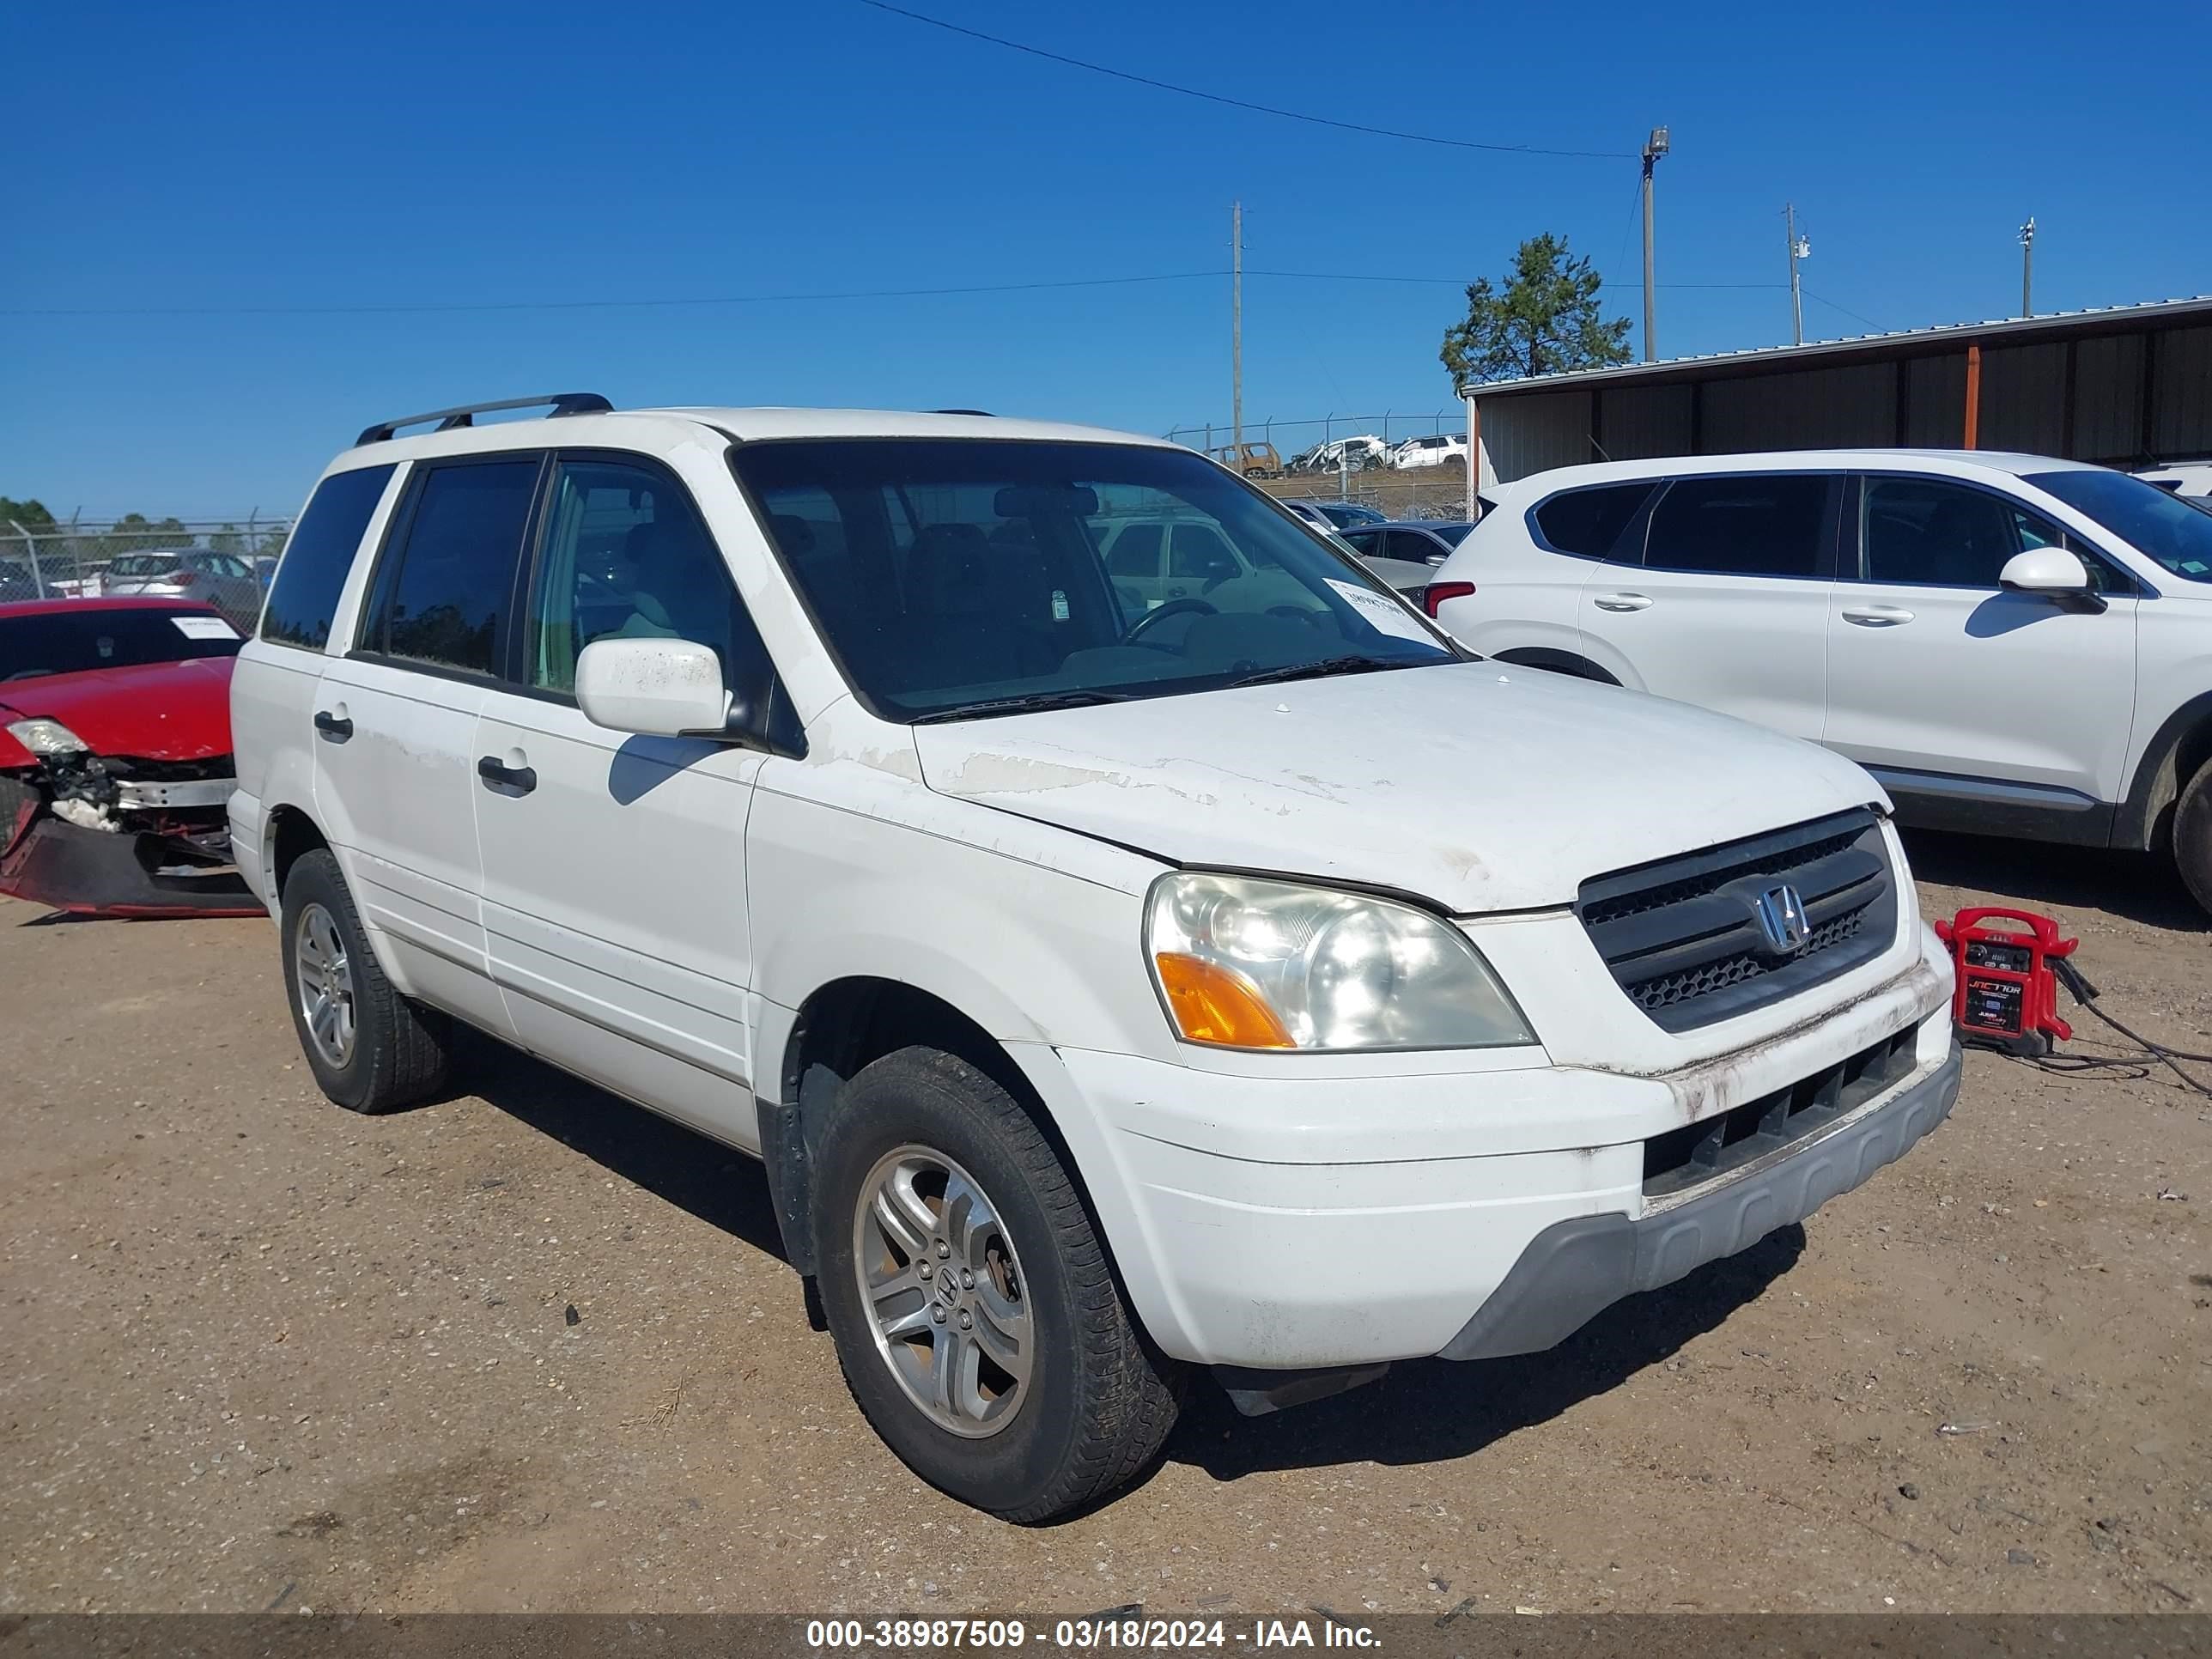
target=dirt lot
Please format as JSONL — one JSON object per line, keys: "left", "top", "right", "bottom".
{"left": 2, "top": 831, "right": 2207, "bottom": 1616}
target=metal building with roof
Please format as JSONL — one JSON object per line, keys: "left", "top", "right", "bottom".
{"left": 1460, "top": 295, "right": 2212, "bottom": 489}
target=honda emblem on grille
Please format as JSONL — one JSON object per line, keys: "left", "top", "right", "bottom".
{"left": 1753, "top": 883, "right": 1810, "bottom": 956}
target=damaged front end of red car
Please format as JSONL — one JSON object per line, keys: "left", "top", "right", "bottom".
{"left": 0, "top": 735, "right": 262, "bottom": 919}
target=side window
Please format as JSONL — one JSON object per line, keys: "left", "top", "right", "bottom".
{"left": 2011, "top": 504, "right": 2130, "bottom": 594}
{"left": 1104, "top": 522, "right": 1163, "bottom": 580}
{"left": 362, "top": 457, "right": 539, "bottom": 676}
{"left": 1861, "top": 477, "right": 2016, "bottom": 588}
{"left": 1531, "top": 483, "right": 1655, "bottom": 558}
{"left": 1340, "top": 529, "right": 1382, "bottom": 556}
{"left": 262, "top": 464, "right": 396, "bottom": 652}
{"left": 1644, "top": 476, "right": 1827, "bottom": 579}
{"left": 1385, "top": 529, "right": 1440, "bottom": 563}
{"left": 526, "top": 457, "right": 779, "bottom": 717}
{"left": 1170, "top": 522, "right": 1239, "bottom": 581}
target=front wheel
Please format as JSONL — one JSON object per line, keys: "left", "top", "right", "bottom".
{"left": 811, "top": 1047, "right": 1179, "bottom": 1522}
{"left": 2171, "top": 757, "right": 2212, "bottom": 916}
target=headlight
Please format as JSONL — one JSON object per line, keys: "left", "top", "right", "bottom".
{"left": 6, "top": 719, "right": 89, "bottom": 757}
{"left": 1145, "top": 871, "right": 1535, "bottom": 1052}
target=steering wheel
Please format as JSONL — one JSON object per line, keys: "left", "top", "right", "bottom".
{"left": 1122, "top": 596, "right": 1217, "bottom": 647}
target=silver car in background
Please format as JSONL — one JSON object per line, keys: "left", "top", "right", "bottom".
{"left": 96, "top": 549, "right": 263, "bottom": 629}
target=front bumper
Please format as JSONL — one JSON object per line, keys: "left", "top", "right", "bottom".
{"left": 1440, "top": 1040, "right": 1961, "bottom": 1360}
{"left": 1045, "top": 925, "right": 1956, "bottom": 1374}
{"left": 0, "top": 813, "right": 262, "bottom": 918}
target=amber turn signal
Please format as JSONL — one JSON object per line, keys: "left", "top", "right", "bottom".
{"left": 1152, "top": 952, "right": 1296, "bottom": 1048}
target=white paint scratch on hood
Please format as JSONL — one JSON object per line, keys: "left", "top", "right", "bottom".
{"left": 911, "top": 664, "right": 1887, "bottom": 913}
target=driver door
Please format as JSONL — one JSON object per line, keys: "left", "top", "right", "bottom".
{"left": 473, "top": 452, "right": 776, "bottom": 1145}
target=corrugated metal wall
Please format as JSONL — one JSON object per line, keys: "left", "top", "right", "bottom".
{"left": 1475, "top": 315, "right": 2212, "bottom": 483}
{"left": 1901, "top": 353, "right": 1966, "bottom": 447}
{"left": 1978, "top": 343, "right": 2067, "bottom": 453}
{"left": 1700, "top": 363, "right": 1895, "bottom": 453}
{"left": 1595, "top": 384, "right": 1692, "bottom": 459}
{"left": 2154, "top": 325, "right": 2212, "bottom": 457}
{"left": 1479, "top": 389, "right": 1591, "bottom": 485}
{"left": 2074, "top": 335, "right": 2142, "bottom": 459}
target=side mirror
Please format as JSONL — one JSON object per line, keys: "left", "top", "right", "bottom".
{"left": 575, "top": 637, "right": 731, "bottom": 738}
{"left": 1999, "top": 547, "right": 2103, "bottom": 611}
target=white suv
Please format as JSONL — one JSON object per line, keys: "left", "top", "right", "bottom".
{"left": 231, "top": 398, "right": 1960, "bottom": 1521}
{"left": 1432, "top": 450, "right": 2212, "bottom": 912}
{"left": 1387, "top": 433, "right": 1469, "bottom": 471}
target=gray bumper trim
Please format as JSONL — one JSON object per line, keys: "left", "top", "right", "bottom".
{"left": 1438, "top": 1042, "right": 1962, "bottom": 1363}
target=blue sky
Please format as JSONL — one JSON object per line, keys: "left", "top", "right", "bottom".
{"left": 5, "top": 0, "right": 2206, "bottom": 519}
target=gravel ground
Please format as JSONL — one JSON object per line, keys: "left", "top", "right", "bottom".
{"left": 2, "top": 829, "right": 2207, "bottom": 1616}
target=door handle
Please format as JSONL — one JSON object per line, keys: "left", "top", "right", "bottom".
{"left": 477, "top": 755, "right": 538, "bottom": 797}
{"left": 1592, "top": 592, "right": 1653, "bottom": 612}
{"left": 313, "top": 710, "right": 353, "bottom": 741}
{"left": 1841, "top": 605, "right": 1916, "bottom": 627}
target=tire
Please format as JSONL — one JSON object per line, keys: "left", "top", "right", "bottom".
{"left": 2172, "top": 758, "right": 2212, "bottom": 916}
{"left": 812, "top": 1046, "right": 1179, "bottom": 1522}
{"left": 279, "top": 848, "right": 451, "bottom": 1114}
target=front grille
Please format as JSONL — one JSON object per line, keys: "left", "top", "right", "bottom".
{"left": 1643, "top": 1024, "right": 1919, "bottom": 1200}
{"left": 1577, "top": 808, "right": 1897, "bottom": 1033}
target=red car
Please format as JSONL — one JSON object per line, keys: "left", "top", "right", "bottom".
{"left": 0, "top": 597, "right": 262, "bottom": 917}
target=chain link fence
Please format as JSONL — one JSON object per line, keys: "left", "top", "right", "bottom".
{"left": 1164, "top": 410, "right": 1475, "bottom": 521}
{"left": 2, "top": 518, "right": 293, "bottom": 630}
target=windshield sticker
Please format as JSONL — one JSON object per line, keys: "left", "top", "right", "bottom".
{"left": 1325, "top": 579, "right": 1432, "bottom": 642}
{"left": 171, "top": 615, "right": 240, "bottom": 641}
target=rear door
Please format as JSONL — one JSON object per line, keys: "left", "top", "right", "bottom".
{"left": 311, "top": 452, "right": 543, "bottom": 1034}
{"left": 1447, "top": 480, "right": 1654, "bottom": 662}
{"left": 1578, "top": 471, "right": 1837, "bottom": 742}
{"left": 1822, "top": 472, "right": 2138, "bottom": 805}
{"left": 472, "top": 453, "right": 779, "bottom": 1144}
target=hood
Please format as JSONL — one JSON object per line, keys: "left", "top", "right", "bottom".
{"left": 0, "top": 656, "right": 235, "bottom": 765}
{"left": 913, "top": 663, "right": 1887, "bottom": 913}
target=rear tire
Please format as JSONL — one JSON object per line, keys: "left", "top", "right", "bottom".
{"left": 2172, "top": 758, "right": 2212, "bottom": 917}
{"left": 279, "top": 848, "right": 451, "bottom": 1113}
{"left": 812, "top": 1046, "right": 1179, "bottom": 1522}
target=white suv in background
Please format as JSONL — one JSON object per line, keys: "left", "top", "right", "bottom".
{"left": 231, "top": 398, "right": 1959, "bottom": 1521}
{"left": 1388, "top": 433, "right": 1469, "bottom": 470}
{"left": 1430, "top": 450, "right": 2212, "bottom": 910}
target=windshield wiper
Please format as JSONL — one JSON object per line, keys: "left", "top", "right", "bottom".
{"left": 1226, "top": 655, "right": 1419, "bottom": 690}
{"left": 908, "top": 689, "right": 1137, "bottom": 725}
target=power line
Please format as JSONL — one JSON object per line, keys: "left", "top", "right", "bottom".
{"left": 0, "top": 270, "right": 1223, "bottom": 319}
{"left": 1250, "top": 269, "right": 1785, "bottom": 290}
{"left": 1800, "top": 289, "right": 1890, "bottom": 331}
{"left": 2, "top": 271, "right": 1836, "bottom": 319}
{"left": 854, "top": 0, "right": 1635, "bottom": 160}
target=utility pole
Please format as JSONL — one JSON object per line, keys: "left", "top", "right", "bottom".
{"left": 1640, "top": 126, "right": 1668, "bottom": 362}
{"left": 1784, "top": 204, "right": 1809, "bottom": 345}
{"left": 2018, "top": 216, "right": 2036, "bottom": 317}
{"left": 1231, "top": 201, "right": 1243, "bottom": 462}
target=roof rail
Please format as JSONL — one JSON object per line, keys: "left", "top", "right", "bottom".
{"left": 356, "top": 392, "right": 614, "bottom": 447}
{"left": 931, "top": 408, "right": 994, "bottom": 416}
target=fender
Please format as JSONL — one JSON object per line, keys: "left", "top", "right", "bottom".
{"left": 2114, "top": 689, "right": 2212, "bottom": 850}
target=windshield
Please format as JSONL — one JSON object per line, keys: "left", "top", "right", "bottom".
{"left": 733, "top": 439, "right": 1453, "bottom": 721}
{"left": 0, "top": 606, "right": 241, "bottom": 681}
{"left": 2027, "top": 470, "right": 2212, "bottom": 584}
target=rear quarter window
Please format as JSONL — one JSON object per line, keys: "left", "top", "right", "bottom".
{"left": 1530, "top": 483, "right": 1656, "bottom": 558}
{"left": 262, "top": 465, "right": 397, "bottom": 651}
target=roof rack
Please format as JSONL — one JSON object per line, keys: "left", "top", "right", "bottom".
{"left": 356, "top": 392, "right": 614, "bottom": 447}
